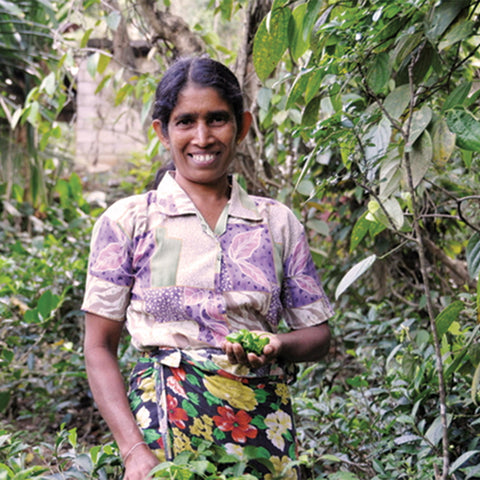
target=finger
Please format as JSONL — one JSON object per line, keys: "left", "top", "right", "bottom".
{"left": 227, "top": 342, "right": 248, "bottom": 364}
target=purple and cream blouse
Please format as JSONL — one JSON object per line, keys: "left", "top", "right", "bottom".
{"left": 82, "top": 172, "right": 333, "bottom": 353}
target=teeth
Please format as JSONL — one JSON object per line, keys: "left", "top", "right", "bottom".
{"left": 191, "top": 154, "right": 215, "bottom": 164}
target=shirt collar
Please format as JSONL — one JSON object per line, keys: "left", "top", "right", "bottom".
{"left": 156, "top": 171, "right": 262, "bottom": 222}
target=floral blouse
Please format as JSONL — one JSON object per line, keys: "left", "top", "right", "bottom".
{"left": 82, "top": 172, "right": 333, "bottom": 353}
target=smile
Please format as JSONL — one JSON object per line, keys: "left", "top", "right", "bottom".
{"left": 190, "top": 153, "right": 217, "bottom": 165}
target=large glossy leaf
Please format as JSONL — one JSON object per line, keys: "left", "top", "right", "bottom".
{"left": 446, "top": 107, "right": 480, "bottom": 151}
{"left": 406, "top": 130, "right": 433, "bottom": 188}
{"left": 424, "top": 414, "right": 452, "bottom": 447}
{"left": 335, "top": 254, "right": 377, "bottom": 299}
{"left": 367, "top": 52, "right": 390, "bottom": 94}
{"left": 379, "top": 151, "right": 402, "bottom": 199}
{"left": 426, "top": 0, "right": 470, "bottom": 41}
{"left": 290, "top": 3, "right": 309, "bottom": 61}
{"left": 286, "top": 67, "right": 313, "bottom": 109}
{"left": 383, "top": 84, "right": 411, "bottom": 120}
{"left": 466, "top": 233, "right": 480, "bottom": 279}
{"left": 442, "top": 81, "right": 472, "bottom": 112}
{"left": 435, "top": 300, "right": 464, "bottom": 337}
{"left": 350, "top": 212, "right": 370, "bottom": 253}
{"left": 431, "top": 117, "right": 456, "bottom": 167}
{"left": 472, "top": 363, "right": 480, "bottom": 404}
{"left": 408, "top": 106, "right": 432, "bottom": 146}
{"left": 253, "top": 7, "right": 291, "bottom": 81}
{"left": 368, "top": 197, "right": 404, "bottom": 230}
{"left": 439, "top": 19, "right": 474, "bottom": 50}
{"left": 364, "top": 116, "right": 391, "bottom": 163}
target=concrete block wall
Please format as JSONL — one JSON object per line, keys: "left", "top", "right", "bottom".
{"left": 75, "top": 58, "right": 150, "bottom": 173}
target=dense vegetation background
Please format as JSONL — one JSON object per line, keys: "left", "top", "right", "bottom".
{"left": 1, "top": 0, "right": 480, "bottom": 479}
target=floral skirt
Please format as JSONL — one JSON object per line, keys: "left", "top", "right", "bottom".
{"left": 128, "top": 348, "right": 299, "bottom": 479}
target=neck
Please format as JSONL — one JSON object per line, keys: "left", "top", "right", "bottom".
{"left": 174, "top": 173, "right": 231, "bottom": 202}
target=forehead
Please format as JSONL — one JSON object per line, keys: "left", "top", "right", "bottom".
{"left": 172, "top": 83, "right": 233, "bottom": 116}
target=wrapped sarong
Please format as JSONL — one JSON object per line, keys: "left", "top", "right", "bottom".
{"left": 128, "top": 348, "right": 299, "bottom": 479}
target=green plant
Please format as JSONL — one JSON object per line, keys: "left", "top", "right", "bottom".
{"left": 226, "top": 330, "right": 271, "bottom": 355}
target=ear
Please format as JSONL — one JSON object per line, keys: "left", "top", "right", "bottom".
{"left": 152, "top": 119, "right": 170, "bottom": 149}
{"left": 236, "top": 111, "right": 253, "bottom": 144}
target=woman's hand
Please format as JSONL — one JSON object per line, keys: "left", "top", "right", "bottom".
{"left": 223, "top": 331, "right": 280, "bottom": 369}
{"left": 223, "top": 323, "right": 331, "bottom": 368}
{"left": 123, "top": 444, "right": 159, "bottom": 480}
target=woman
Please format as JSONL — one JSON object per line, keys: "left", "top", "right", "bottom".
{"left": 82, "top": 56, "right": 333, "bottom": 480}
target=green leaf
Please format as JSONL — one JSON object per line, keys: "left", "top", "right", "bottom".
{"left": 364, "top": 117, "right": 391, "bottom": 163}
{"left": 431, "top": 117, "right": 456, "bottom": 167}
{"left": 435, "top": 300, "right": 464, "bottom": 337}
{"left": 335, "top": 254, "right": 377, "bottom": 299}
{"left": 286, "top": 68, "right": 311, "bottom": 109}
{"left": 327, "top": 472, "right": 361, "bottom": 480}
{"left": 392, "top": 31, "right": 422, "bottom": 69}
{"left": 218, "top": 0, "right": 233, "bottom": 20}
{"left": 383, "top": 84, "right": 411, "bottom": 120}
{"left": 253, "top": 8, "right": 291, "bottom": 81}
{"left": 302, "top": 96, "right": 321, "bottom": 126}
{"left": 407, "top": 130, "right": 433, "bottom": 188}
{"left": 449, "top": 450, "right": 480, "bottom": 474}
{"left": 426, "top": 0, "right": 470, "bottom": 41}
{"left": 320, "top": 454, "right": 342, "bottom": 462}
{"left": 367, "top": 52, "right": 390, "bottom": 94}
{"left": 290, "top": 3, "right": 308, "bottom": 61}
{"left": 37, "top": 290, "right": 61, "bottom": 319}
{"left": 367, "top": 197, "right": 403, "bottom": 230}
{"left": 472, "top": 363, "right": 480, "bottom": 404}
{"left": 97, "top": 53, "right": 111, "bottom": 74}
{"left": 440, "top": 19, "right": 474, "bottom": 50}
{"left": 466, "top": 233, "right": 480, "bottom": 279}
{"left": 408, "top": 106, "right": 432, "bottom": 147}
{"left": 302, "top": 0, "right": 323, "bottom": 42}
{"left": 446, "top": 107, "right": 480, "bottom": 151}
{"left": 424, "top": 414, "right": 451, "bottom": 447}
{"left": 305, "top": 69, "right": 325, "bottom": 104}
{"left": 442, "top": 82, "right": 472, "bottom": 112}
{"left": 0, "top": 392, "right": 10, "bottom": 413}
{"left": 80, "top": 28, "right": 93, "bottom": 49}
{"left": 379, "top": 151, "right": 402, "bottom": 199}
{"left": 350, "top": 212, "right": 370, "bottom": 252}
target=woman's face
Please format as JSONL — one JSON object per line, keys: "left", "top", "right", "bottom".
{"left": 153, "top": 83, "right": 250, "bottom": 194}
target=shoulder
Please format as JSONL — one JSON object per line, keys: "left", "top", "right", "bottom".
{"left": 93, "top": 190, "right": 158, "bottom": 238}
{"left": 100, "top": 190, "right": 156, "bottom": 222}
{"left": 250, "top": 195, "right": 303, "bottom": 229}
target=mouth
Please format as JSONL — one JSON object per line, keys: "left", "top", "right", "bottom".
{"left": 189, "top": 153, "right": 218, "bottom": 166}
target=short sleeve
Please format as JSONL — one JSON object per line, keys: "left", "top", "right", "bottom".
{"left": 81, "top": 211, "right": 134, "bottom": 321}
{"left": 280, "top": 211, "right": 334, "bottom": 329}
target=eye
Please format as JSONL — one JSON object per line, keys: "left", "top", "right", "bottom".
{"left": 208, "top": 112, "right": 230, "bottom": 126}
{"left": 177, "top": 117, "right": 193, "bottom": 126}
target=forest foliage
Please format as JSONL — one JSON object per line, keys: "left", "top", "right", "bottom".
{"left": 1, "top": 0, "right": 480, "bottom": 479}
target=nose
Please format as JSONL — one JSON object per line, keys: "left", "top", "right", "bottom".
{"left": 193, "top": 122, "right": 212, "bottom": 147}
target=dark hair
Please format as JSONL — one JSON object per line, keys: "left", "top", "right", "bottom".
{"left": 152, "top": 56, "right": 245, "bottom": 137}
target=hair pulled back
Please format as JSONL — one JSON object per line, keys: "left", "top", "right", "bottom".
{"left": 152, "top": 56, "right": 245, "bottom": 137}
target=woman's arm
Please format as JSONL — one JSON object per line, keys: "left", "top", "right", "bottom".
{"left": 223, "top": 322, "right": 331, "bottom": 368}
{"left": 84, "top": 313, "right": 158, "bottom": 480}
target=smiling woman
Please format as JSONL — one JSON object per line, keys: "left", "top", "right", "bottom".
{"left": 152, "top": 83, "right": 251, "bottom": 229}
{"left": 82, "top": 56, "right": 334, "bottom": 480}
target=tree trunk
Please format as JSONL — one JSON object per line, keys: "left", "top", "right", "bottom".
{"left": 137, "top": 0, "right": 205, "bottom": 57}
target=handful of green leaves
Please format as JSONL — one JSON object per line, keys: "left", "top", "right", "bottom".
{"left": 226, "top": 329, "right": 270, "bottom": 355}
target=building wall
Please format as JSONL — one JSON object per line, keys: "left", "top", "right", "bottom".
{"left": 75, "top": 57, "right": 154, "bottom": 173}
